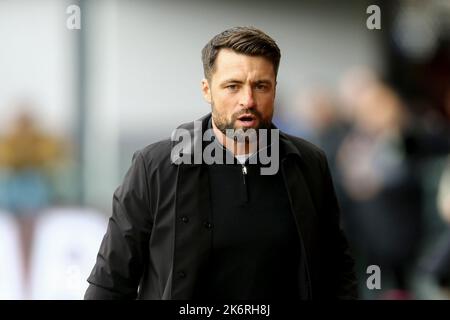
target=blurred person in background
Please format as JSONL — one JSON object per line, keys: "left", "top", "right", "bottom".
{"left": 290, "top": 87, "right": 348, "bottom": 177}
{"left": 426, "top": 157, "right": 450, "bottom": 299}
{"left": 401, "top": 83, "right": 450, "bottom": 161}
{"left": 337, "top": 66, "right": 379, "bottom": 128}
{"left": 336, "top": 82, "right": 423, "bottom": 299}
{"left": 0, "top": 107, "right": 64, "bottom": 293}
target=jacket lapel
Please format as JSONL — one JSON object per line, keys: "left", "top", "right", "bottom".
{"left": 279, "top": 130, "right": 318, "bottom": 299}
{"left": 281, "top": 156, "right": 318, "bottom": 298}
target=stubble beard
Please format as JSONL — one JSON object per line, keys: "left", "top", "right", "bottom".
{"left": 211, "top": 102, "right": 272, "bottom": 139}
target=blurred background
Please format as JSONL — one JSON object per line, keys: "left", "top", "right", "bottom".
{"left": 0, "top": 0, "right": 449, "bottom": 299}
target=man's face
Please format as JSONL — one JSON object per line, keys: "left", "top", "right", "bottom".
{"left": 201, "top": 49, "right": 276, "bottom": 134}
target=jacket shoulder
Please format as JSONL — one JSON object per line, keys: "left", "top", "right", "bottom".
{"left": 136, "top": 138, "right": 173, "bottom": 167}
{"left": 282, "top": 132, "right": 327, "bottom": 163}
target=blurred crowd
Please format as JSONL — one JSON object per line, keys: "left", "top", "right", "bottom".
{"left": 276, "top": 66, "right": 450, "bottom": 299}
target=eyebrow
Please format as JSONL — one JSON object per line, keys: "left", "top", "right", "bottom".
{"left": 220, "top": 79, "right": 273, "bottom": 86}
{"left": 254, "top": 79, "right": 273, "bottom": 85}
{"left": 220, "top": 79, "right": 244, "bottom": 86}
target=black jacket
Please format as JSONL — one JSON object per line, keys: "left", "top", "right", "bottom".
{"left": 85, "top": 113, "right": 358, "bottom": 300}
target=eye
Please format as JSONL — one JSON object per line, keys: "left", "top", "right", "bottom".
{"left": 226, "top": 84, "right": 238, "bottom": 91}
{"left": 255, "top": 84, "right": 268, "bottom": 91}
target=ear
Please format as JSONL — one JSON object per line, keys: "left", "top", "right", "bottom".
{"left": 201, "top": 78, "right": 212, "bottom": 104}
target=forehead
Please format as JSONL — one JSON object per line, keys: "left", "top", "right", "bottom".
{"left": 212, "top": 48, "right": 275, "bottom": 81}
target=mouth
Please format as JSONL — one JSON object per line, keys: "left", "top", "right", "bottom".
{"left": 236, "top": 114, "right": 257, "bottom": 127}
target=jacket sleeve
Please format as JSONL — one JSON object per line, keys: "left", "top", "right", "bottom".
{"left": 84, "top": 151, "right": 153, "bottom": 299}
{"left": 319, "top": 151, "right": 359, "bottom": 299}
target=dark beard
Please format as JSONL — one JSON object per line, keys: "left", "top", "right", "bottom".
{"left": 212, "top": 105, "right": 272, "bottom": 136}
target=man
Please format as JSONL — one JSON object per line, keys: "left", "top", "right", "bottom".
{"left": 85, "top": 26, "right": 357, "bottom": 300}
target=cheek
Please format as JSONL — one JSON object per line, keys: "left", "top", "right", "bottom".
{"left": 257, "top": 95, "right": 275, "bottom": 113}
{"left": 214, "top": 94, "right": 238, "bottom": 112}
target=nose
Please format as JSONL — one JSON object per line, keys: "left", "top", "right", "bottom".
{"left": 239, "top": 87, "right": 256, "bottom": 109}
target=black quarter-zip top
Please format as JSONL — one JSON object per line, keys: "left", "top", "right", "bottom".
{"left": 192, "top": 133, "right": 303, "bottom": 299}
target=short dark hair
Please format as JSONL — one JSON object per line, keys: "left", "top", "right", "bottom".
{"left": 201, "top": 26, "right": 281, "bottom": 81}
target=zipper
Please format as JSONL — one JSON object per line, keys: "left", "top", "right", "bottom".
{"left": 241, "top": 163, "right": 248, "bottom": 202}
{"left": 241, "top": 165, "right": 247, "bottom": 184}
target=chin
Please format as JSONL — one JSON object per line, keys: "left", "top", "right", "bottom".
{"left": 234, "top": 125, "right": 258, "bottom": 132}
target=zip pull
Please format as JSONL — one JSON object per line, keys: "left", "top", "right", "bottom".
{"left": 241, "top": 164, "right": 248, "bottom": 203}
{"left": 242, "top": 165, "right": 247, "bottom": 184}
